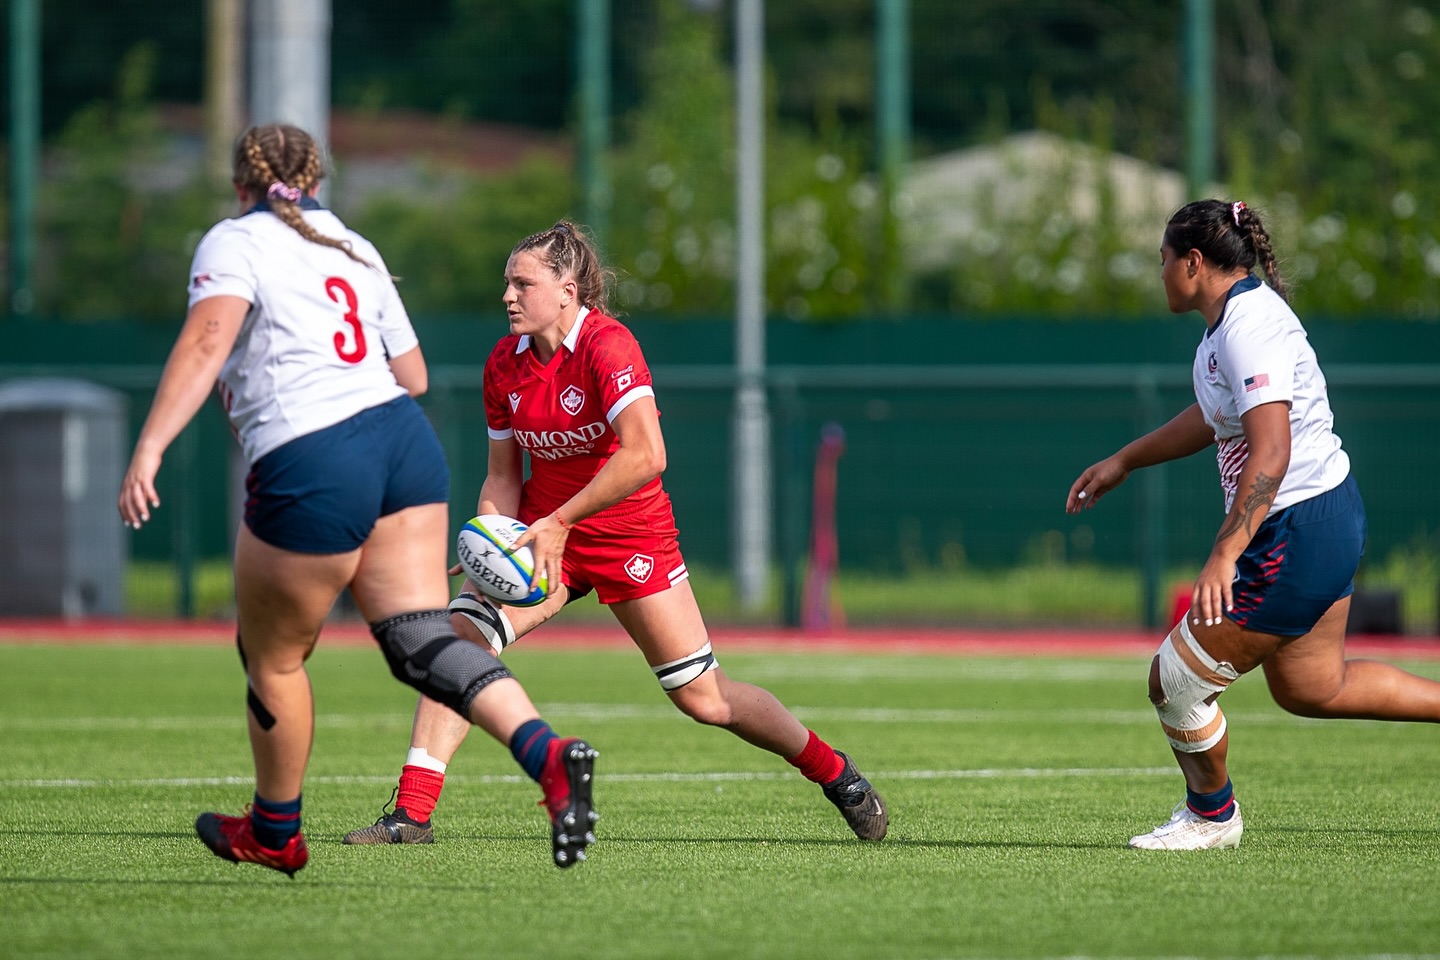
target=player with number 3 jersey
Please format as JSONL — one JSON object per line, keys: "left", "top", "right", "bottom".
{"left": 343, "top": 221, "right": 889, "bottom": 848}
{"left": 118, "top": 125, "right": 597, "bottom": 876}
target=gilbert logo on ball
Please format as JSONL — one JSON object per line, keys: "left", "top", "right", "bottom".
{"left": 457, "top": 515, "right": 548, "bottom": 607}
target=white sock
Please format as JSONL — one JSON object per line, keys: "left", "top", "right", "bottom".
{"left": 405, "top": 747, "right": 447, "bottom": 774}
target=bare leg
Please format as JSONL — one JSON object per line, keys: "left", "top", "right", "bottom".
{"left": 610, "top": 578, "right": 888, "bottom": 840}
{"left": 1264, "top": 597, "right": 1440, "bottom": 720}
{"left": 610, "top": 580, "right": 808, "bottom": 757}
{"left": 233, "top": 525, "right": 358, "bottom": 801}
{"left": 349, "top": 504, "right": 557, "bottom": 745}
{"left": 1145, "top": 653, "right": 1232, "bottom": 794}
{"left": 346, "top": 505, "right": 598, "bottom": 864}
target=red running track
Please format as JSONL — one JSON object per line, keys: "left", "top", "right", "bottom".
{"left": 2, "top": 617, "right": 1438, "bottom": 659}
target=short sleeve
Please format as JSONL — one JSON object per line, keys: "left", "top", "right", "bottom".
{"left": 588, "top": 325, "right": 655, "bottom": 422}
{"left": 186, "top": 222, "right": 260, "bottom": 308}
{"left": 482, "top": 342, "right": 514, "bottom": 440}
{"left": 371, "top": 265, "right": 419, "bottom": 361}
{"left": 1220, "top": 323, "right": 1295, "bottom": 417}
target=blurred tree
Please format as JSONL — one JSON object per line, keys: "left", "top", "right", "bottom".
{"left": 33, "top": 44, "right": 217, "bottom": 320}
{"left": 17, "top": 0, "right": 1440, "bottom": 319}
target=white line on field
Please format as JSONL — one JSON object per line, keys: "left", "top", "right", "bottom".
{"left": 0, "top": 766, "right": 1179, "bottom": 790}
{"left": 0, "top": 704, "right": 1338, "bottom": 731}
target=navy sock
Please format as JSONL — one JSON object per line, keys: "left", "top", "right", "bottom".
{"left": 250, "top": 792, "right": 302, "bottom": 849}
{"left": 509, "top": 719, "right": 558, "bottom": 783}
{"left": 1186, "top": 779, "right": 1236, "bottom": 822}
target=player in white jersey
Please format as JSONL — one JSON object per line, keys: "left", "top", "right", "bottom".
{"left": 1066, "top": 199, "right": 1440, "bottom": 850}
{"left": 117, "top": 124, "right": 599, "bottom": 876}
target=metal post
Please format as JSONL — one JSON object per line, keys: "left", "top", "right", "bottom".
{"left": 733, "top": 0, "right": 771, "bottom": 610}
{"left": 205, "top": 0, "right": 246, "bottom": 186}
{"left": 250, "top": 0, "right": 332, "bottom": 200}
{"left": 1183, "top": 0, "right": 1215, "bottom": 198}
{"left": 576, "top": 0, "right": 611, "bottom": 243}
{"left": 1136, "top": 373, "right": 1168, "bottom": 629}
{"left": 8, "top": 0, "right": 41, "bottom": 318}
{"left": 876, "top": 0, "right": 911, "bottom": 313}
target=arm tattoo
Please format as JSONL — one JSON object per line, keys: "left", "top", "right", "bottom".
{"left": 1216, "top": 471, "right": 1282, "bottom": 543}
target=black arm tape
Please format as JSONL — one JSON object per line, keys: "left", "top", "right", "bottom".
{"left": 370, "top": 609, "right": 514, "bottom": 718}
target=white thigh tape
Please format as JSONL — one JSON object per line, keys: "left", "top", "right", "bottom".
{"left": 448, "top": 592, "right": 517, "bottom": 656}
{"left": 1153, "top": 619, "right": 1240, "bottom": 753}
{"left": 652, "top": 641, "right": 719, "bottom": 691}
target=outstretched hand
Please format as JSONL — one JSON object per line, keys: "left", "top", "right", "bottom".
{"left": 1065, "top": 455, "right": 1130, "bottom": 514}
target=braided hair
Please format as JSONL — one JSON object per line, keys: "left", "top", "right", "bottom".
{"left": 232, "top": 124, "right": 373, "bottom": 268}
{"left": 1163, "top": 199, "right": 1287, "bottom": 301}
{"left": 510, "top": 220, "right": 616, "bottom": 315}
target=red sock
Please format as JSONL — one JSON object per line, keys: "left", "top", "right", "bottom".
{"left": 396, "top": 765, "right": 445, "bottom": 823}
{"left": 786, "top": 730, "right": 845, "bottom": 784}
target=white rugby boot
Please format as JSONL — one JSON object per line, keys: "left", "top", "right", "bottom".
{"left": 1128, "top": 800, "right": 1243, "bottom": 850}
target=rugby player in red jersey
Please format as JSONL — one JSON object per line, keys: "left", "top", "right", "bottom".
{"left": 345, "top": 221, "right": 887, "bottom": 847}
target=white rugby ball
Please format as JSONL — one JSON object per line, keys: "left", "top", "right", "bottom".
{"left": 456, "top": 515, "right": 549, "bottom": 607}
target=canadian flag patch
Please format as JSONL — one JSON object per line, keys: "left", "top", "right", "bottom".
{"left": 624, "top": 553, "right": 654, "bottom": 583}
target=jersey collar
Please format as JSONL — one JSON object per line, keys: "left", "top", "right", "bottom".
{"left": 515, "top": 305, "right": 592, "bottom": 355}
{"left": 1206, "top": 275, "right": 1263, "bottom": 337}
{"left": 242, "top": 195, "right": 325, "bottom": 216}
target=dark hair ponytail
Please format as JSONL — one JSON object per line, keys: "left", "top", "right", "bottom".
{"left": 1164, "top": 199, "right": 1287, "bottom": 301}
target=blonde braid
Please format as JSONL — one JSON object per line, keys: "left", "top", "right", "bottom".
{"left": 232, "top": 124, "right": 374, "bottom": 269}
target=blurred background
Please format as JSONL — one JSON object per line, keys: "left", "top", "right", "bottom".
{"left": 2, "top": 0, "right": 1438, "bottom": 633}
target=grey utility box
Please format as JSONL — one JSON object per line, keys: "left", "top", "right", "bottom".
{"left": 0, "top": 378, "right": 129, "bottom": 617}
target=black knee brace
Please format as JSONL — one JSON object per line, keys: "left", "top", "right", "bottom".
{"left": 370, "top": 609, "right": 514, "bottom": 717}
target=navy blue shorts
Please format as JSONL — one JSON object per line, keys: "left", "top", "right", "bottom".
{"left": 244, "top": 395, "right": 450, "bottom": 554}
{"left": 1227, "top": 473, "right": 1366, "bottom": 637}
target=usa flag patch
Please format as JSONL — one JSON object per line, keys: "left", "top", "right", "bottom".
{"left": 1244, "top": 374, "right": 1270, "bottom": 392}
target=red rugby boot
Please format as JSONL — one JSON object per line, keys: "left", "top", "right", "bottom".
{"left": 195, "top": 810, "right": 309, "bottom": 878}
{"left": 538, "top": 738, "right": 600, "bottom": 868}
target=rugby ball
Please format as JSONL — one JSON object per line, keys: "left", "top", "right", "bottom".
{"left": 456, "top": 515, "right": 549, "bottom": 607}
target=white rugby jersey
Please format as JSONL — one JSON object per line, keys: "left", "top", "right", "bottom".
{"left": 1192, "top": 276, "right": 1349, "bottom": 514}
{"left": 186, "top": 201, "right": 417, "bottom": 464}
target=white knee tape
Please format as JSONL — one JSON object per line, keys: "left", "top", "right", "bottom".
{"left": 1153, "top": 619, "right": 1239, "bottom": 753}
{"left": 448, "top": 592, "right": 516, "bottom": 656}
{"left": 652, "top": 641, "right": 719, "bottom": 691}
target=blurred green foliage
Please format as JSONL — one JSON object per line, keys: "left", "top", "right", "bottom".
{"left": 11, "top": 0, "right": 1440, "bottom": 320}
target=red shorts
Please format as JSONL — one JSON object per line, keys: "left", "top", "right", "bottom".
{"left": 522, "top": 492, "right": 689, "bottom": 604}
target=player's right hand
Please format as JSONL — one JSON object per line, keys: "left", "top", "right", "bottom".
{"left": 118, "top": 449, "right": 163, "bottom": 529}
{"left": 1065, "top": 456, "right": 1130, "bottom": 514}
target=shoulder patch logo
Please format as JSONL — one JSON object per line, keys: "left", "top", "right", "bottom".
{"left": 560, "top": 384, "right": 585, "bottom": 416}
{"left": 509, "top": 391, "right": 522, "bottom": 412}
{"left": 624, "top": 553, "right": 654, "bottom": 583}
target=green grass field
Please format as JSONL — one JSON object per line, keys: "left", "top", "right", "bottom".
{"left": 3, "top": 640, "right": 1439, "bottom": 959}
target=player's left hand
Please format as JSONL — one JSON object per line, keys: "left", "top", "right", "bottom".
{"left": 514, "top": 513, "right": 570, "bottom": 595}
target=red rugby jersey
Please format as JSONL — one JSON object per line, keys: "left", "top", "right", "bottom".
{"left": 483, "top": 308, "right": 661, "bottom": 519}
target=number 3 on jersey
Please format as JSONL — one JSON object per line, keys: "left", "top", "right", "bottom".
{"left": 325, "top": 276, "right": 368, "bottom": 363}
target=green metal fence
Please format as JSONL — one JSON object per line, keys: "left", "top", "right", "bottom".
{"left": 2, "top": 358, "right": 1436, "bottom": 630}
